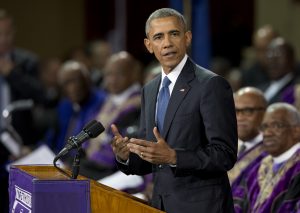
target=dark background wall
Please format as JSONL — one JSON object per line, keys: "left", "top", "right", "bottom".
{"left": 2, "top": 0, "right": 299, "bottom": 67}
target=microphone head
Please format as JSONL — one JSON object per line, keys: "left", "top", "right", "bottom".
{"left": 85, "top": 121, "right": 105, "bottom": 138}
{"left": 83, "top": 120, "right": 97, "bottom": 131}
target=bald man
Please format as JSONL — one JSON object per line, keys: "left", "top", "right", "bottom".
{"left": 228, "top": 87, "right": 267, "bottom": 184}
{"left": 233, "top": 103, "right": 300, "bottom": 212}
{"left": 80, "top": 51, "right": 143, "bottom": 180}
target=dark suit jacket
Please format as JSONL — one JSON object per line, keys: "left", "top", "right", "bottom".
{"left": 118, "top": 58, "right": 237, "bottom": 213}
{"left": 257, "top": 72, "right": 296, "bottom": 105}
{"left": 3, "top": 48, "right": 45, "bottom": 145}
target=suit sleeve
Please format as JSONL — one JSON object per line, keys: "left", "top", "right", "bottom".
{"left": 174, "top": 76, "right": 238, "bottom": 176}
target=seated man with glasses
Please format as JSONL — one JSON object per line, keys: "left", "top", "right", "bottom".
{"left": 229, "top": 87, "right": 268, "bottom": 185}
{"left": 233, "top": 102, "right": 300, "bottom": 212}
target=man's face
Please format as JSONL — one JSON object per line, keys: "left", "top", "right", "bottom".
{"left": 0, "top": 18, "right": 14, "bottom": 56}
{"left": 104, "top": 59, "right": 132, "bottom": 94}
{"left": 266, "top": 44, "right": 291, "bottom": 80}
{"left": 235, "top": 93, "right": 265, "bottom": 141}
{"left": 59, "top": 69, "right": 90, "bottom": 104}
{"left": 261, "top": 109, "right": 297, "bottom": 157}
{"left": 144, "top": 16, "right": 192, "bottom": 74}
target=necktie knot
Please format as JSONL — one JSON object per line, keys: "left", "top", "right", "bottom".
{"left": 162, "top": 76, "right": 171, "bottom": 88}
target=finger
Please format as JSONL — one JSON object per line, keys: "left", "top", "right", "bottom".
{"left": 153, "top": 127, "right": 163, "bottom": 141}
{"left": 119, "top": 138, "right": 129, "bottom": 149}
{"left": 111, "top": 124, "right": 122, "bottom": 137}
{"left": 127, "top": 143, "right": 148, "bottom": 154}
{"left": 128, "top": 146, "right": 141, "bottom": 156}
{"left": 129, "top": 138, "right": 150, "bottom": 147}
{"left": 114, "top": 137, "right": 129, "bottom": 149}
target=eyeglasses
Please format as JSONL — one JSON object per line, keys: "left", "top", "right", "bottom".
{"left": 260, "top": 122, "right": 294, "bottom": 132}
{"left": 235, "top": 107, "right": 265, "bottom": 116}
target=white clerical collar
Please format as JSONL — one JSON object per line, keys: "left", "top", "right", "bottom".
{"left": 273, "top": 142, "right": 300, "bottom": 165}
{"left": 239, "top": 132, "right": 263, "bottom": 151}
{"left": 110, "top": 83, "right": 141, "bottom": 106}
{"left": 160, "top": 54, "right": 188, "bottom": 94}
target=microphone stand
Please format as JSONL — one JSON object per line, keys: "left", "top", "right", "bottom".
{"left": 71, "top": 146, "right": 83, "bottom": 179}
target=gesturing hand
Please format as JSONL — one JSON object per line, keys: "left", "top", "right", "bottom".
{"left": 111, "top": 124, "right": 130, "bottom": 161}
{"left": 127, "top": 127, "right": 176, "bottom": 165}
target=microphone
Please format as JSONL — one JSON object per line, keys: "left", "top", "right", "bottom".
{"left": 54, "top": 120, "right": 105, "bottom": 160}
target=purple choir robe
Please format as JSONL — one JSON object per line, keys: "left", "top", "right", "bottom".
{"left": 233, "top": 148, "right": 300, "bottom": 213}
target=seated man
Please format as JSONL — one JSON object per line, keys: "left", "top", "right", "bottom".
{"left": 233, "top": 103, "right": 300, "bottom": 212}
{"left": 228, "top": 87, "right": 267, "bottom": 185}
{"left": 79, "top": 51, "right": 142, "bottom": 179}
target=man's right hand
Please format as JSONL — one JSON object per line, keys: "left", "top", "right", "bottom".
{"left": 111, "top": 124, "right": 130, "bottom": 161}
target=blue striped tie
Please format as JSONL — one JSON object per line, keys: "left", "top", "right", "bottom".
{"left": 157, "top": 76, "right": 171, "bottom": 132}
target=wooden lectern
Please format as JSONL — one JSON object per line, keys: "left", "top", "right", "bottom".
{"left": 9, "top": 165, "right": 165, "bottom": 213}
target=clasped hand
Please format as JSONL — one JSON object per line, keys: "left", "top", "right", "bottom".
{"left": 111, "top": 124, "right": 176, "bottom": 165}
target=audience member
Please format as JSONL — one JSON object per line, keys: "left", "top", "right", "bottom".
{"left": 0, "top": 9, "right": 45, "bottom": 146}
{"left": 64, "top": 46, "right": 91, "bottom": 71}
{"left": 0, "top": 9, "right": 45, "bottom": 213}
{"left": 87, "top": 40, "right": 112, "bottom": 87}
{"left": 45, "top": 60, "right": 106, "bottom": 159}
{"left": 240, "top": 25, "right": 279, "bottom": 87}
{"left": 33, "top": 57, "right": 62, "bottom": 140}
{"left": 233, "top": 103, "right": 300, "bottom": 212}
{"left": 80, "top": 51, "right": 142, "bottom": 180}
{"left": 228, "top": 87, "right": 267, "bottom": 185}
{"left": 210, "top": 57, "right": 241, "bottom": 91}
{"left": 261, "top": 37, "right": 297, "bottom": 104}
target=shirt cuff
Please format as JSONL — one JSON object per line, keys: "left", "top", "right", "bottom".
{"left": 116, "top": 156, "right": 129, "bottom": 165}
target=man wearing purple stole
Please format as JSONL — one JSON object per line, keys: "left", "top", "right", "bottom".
{"left": 233, "top": 103, "right": 300, "bottom": 212}
{"left": 80, "top": 51, "right": 142, "bottom": 180}
{"left": 229, "top": 87, "right": 267, "bottom": 185}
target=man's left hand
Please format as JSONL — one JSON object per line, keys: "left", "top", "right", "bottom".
{"left": 127, "top": 127, "right": 176, "bottom": 165}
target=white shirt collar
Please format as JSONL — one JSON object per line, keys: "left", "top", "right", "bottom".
{"left": 160, "top": 54, "right": 188, "bottom": 95}
{"left": 264, "top": 73, "right": 293, "bottom": 101}
{"left": 110, "top": 83, "right": 141, "bottom": 106}
{"left": 273, "top": 142, "right": 300, "bottom": 165}
{"left": 239, "top": 132, "right": 263, "bottom": 151}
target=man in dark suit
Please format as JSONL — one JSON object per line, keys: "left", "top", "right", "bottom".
{"left": 0, "top": 9, "right": 45, "bottom": 145}
{"left": 111, "top": 8, "right": 237, "bottom": 213}
{"left": 259, "top": 37, "right": 297, "bottom": 104}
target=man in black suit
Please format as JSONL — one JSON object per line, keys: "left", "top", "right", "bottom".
{"left": 111, "top": 8, "right": 237, "bottom": 213}
{"left": 0, "top": 9, "right": 45, "bottom": 145}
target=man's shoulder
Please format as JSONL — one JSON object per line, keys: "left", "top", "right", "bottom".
{"left": 11, "top": 48, "right": 39, "bottom": 63}
{"left": 186, "top": 58, "right": 217, "bottom": 81}
{"left": 143, "top": 74, "right": 160, "bottom": 89}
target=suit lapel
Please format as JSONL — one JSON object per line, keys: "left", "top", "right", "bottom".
{"left": 162, "top": 59, "right": 195, "bottom": 138}
{"left": 148, "top": 77, "right": 161, "bottom": 129}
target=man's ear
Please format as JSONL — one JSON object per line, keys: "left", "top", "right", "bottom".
{"left": 144, "top": 38, "right": 153, "bottom": 54}
{"left": 185, "top": 31, "right": 192, "bottom": 48}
